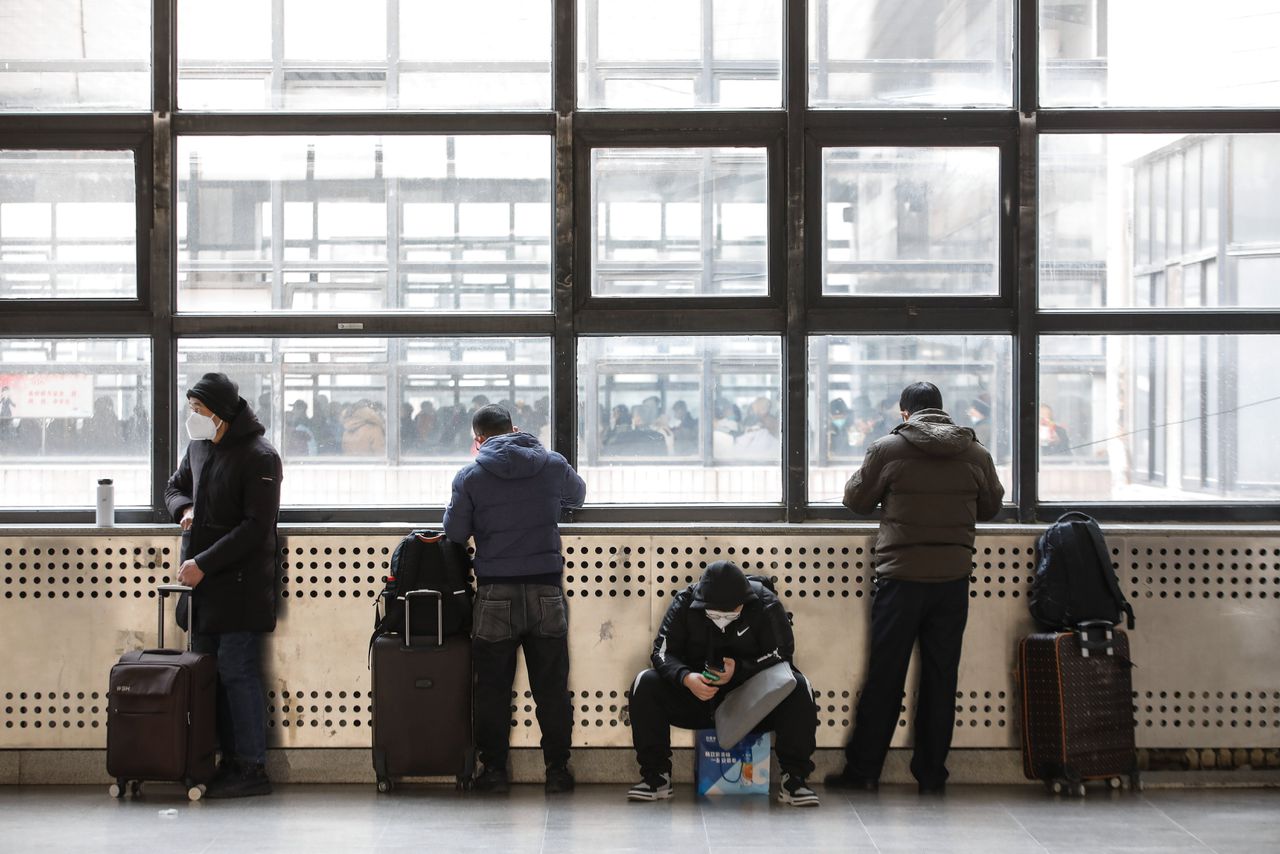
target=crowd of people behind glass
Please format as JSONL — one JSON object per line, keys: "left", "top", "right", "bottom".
{"left": 0, "top": 383, "right": 1071, "bottom": 462}
{"left": 0, "top": 389, "right": 150, "bottom": 455}
{"left": 276, "top": 393, "right": 552, "bottom": 459}
{"left": 599, "top": 395, "right": 781, "bottom": 460}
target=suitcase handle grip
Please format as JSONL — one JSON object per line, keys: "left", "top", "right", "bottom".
{"left": 157, "top": 584, "right": 193, "bottom": 651}
{"left": 402, "top": 589, "right": 443, "bottom": 649}
{"left": 1075, "top": 620, "right": 1115, "bottom": 657}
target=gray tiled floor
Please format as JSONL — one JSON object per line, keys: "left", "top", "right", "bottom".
{"left": 0, "top": 784, "right": 1276, "bottom": 854}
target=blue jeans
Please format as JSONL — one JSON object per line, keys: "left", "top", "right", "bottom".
{"left": 191, "top": 631, "right": 268, "bottom": 766}
{"left": 472, "top": 583, "right": 572, "bottom": 770}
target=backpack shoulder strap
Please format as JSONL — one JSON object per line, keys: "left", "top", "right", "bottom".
{"left": 1080, "top": 517, "right": 1136, "bottom": 630}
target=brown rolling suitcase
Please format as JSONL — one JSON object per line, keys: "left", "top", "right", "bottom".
{"left": 106, "top": 584, "right": 217, "bottom": 801}
{"left": 371, "top": 589, "right": 474, "bottom": 792}
{"left": 1018, "top": 621, "right": 1140, "bottom": 796}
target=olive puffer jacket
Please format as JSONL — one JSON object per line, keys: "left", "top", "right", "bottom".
{"left": 844, "top": 409, "right": 1004, "bottom": 582}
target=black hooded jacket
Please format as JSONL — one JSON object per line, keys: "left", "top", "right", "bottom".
{"left": 650, "top": 578, "right": 795, "bottom": 692}
{"left": 164, "top": 401, "right": 282, "bottom": 633}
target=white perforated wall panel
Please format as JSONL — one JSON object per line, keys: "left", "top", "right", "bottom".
{"left": 2, "top": 528, "right": 1278, "bottom": 752}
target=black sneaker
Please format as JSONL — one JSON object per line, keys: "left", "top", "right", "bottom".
{"left": 205, "top": 762, "right": 272, "bottom": 799}
{"left": 823, "top": 769, "right": 878, "bottom": 792}
{"left": 472, "top": 765, "right": 510, "bottom": 794}
{"left": 779, "top": 773, "right": 820, "bottom": 807}
{"left": 918, "top": 782, "right": 947, "bottom": 795}
{"left": 206, "top": 757, "right": 237, "bottom": 789}
{"left": 627, "top": 772, "right": 673, "bottom": 802}
{"left": 545, "top": 764, "right": 575, "bottom": 794}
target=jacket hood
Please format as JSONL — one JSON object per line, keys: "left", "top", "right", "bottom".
{"left": 222, "top": 399, "right": 266, "bottom": 444}
{"left": 892, "top": 408, "right": 974, "bottom": 457}
{"left": 476, "top": 431, "right": 550, "bottom": 480}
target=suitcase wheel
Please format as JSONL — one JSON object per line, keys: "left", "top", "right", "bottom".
{"left": 1109, "top": 776, "right": 1123, "bottom": 791}
{"left": 1048, "top": 779, "right": 1064, "bottom": 795}
{"left": 1072, "top": 782, "right": 1086, "bottom": 798}
{"left": 108, "top": 780, "right": 126, "bottom": 799}
{"left": 376, "top": 778, "right": 393, "bottom": 794}
{"left": 188, "top": 785, "right": 204, "bottom": 802}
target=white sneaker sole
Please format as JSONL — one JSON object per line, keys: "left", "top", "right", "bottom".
{"left": 778, "top": 791, "right": 820, "bottom": 807}
{"left": 627, "top": 788, "right": 674, "bottom": 802}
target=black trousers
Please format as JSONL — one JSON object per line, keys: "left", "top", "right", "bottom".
{"left": 629, "top": 667, "right": 818, "bottom": 779}
{"left": 845, "top": 576, "right": 970, "bottom": 788}
{"left": 471, "top": 582, "right": 572, "bottom": 771}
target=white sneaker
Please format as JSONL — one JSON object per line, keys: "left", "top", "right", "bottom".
{"left": 627, "top": 772, "right": 674, "bottom": 801}
{"left": 778, "top": 773, "right": 820, "bottom": 807}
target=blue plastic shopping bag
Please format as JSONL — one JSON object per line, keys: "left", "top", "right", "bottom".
{"left": 695, "top": 728, "right": 770, "bottom": 796}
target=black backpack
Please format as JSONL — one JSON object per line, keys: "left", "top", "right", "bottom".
{"left": 1030, "top": 512, "right": 1135, "bottom": 631}
{"left": 372, "top": 530, "right": 474, "bottom": 641}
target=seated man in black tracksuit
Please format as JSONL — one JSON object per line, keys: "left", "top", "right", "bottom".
{"left": 627, "top": 560, "right": 819, "bottom": 806}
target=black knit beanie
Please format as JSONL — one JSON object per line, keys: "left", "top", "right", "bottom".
{"left": 187, "top": 372, "right": 242, "bottom": 423}
{"left": 693, "top": 560, "right": 752, "bottom": 610}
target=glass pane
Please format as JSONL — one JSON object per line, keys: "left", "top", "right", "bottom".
{"left": 578, "top": 0, "right": 782, "bottom": 109}
{"left": 1041, "top": 0, "right": 1280, "bottom": 108}
{"left": 577, "top": 336, "right": 782, "bottom": 504}
{"left": 176, "top": 136, "right": 552, "bottom": 313}
{"left": 177, "top": 0, "right": 552, "bottom": 110}
{"left": 0, "top": 0, "right": 150, "bottom": 112}
{"left": 1040, "top": 134, "right": 1280, "bottom": 309}
{"left": 592, "top": 148, "right": 767, "bottom": 297}
{"left": 808, "top": 0, "right": 1013, "bottom": 108}
{"left": 808, "top": 335, "right": 1013, "bottom": 505}
{"left": 0, "top": 338, "right": 151, "bottom": 507}
{"left": 176, "top": 337, "right": 551, "bottom": 507}
{"left": 1040, "top": 334, "right": 1280, "bottom": 502}
{"left": 822, "top": 147, "right": 999, "bottom": 296}
{"left": 0, "top": 150, "right": 136, "bottom": 299}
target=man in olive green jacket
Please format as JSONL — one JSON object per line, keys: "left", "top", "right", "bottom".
{"left": 827, "top": 382, "right": 1004, "bottom": 794}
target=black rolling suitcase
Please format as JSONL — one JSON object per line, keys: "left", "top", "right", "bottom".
{"left": 107, "top": 584, "right": 217, "bottom": 801}
{"left": 1018, "top": 621, "right": 1140, "bottom": 796}
{"left": 371, "top": 589, "right": 474, "bottom": 792}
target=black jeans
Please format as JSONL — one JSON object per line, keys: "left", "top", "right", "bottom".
{"left": 190, "top": 631, "right": 268, "bottom": 766}
{"left": 845, "top": 576, "right": 970, "bottom": 788}
{"left": 471, "top": 582, "right": 572, "bottom": 771}
{"left": 629, "top": 667, "right": 818, "bottom": 779}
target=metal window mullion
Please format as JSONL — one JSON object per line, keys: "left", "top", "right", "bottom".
{"left": 386, "top": 0, "right": 400, "bottom": 108}
{"left": 553, "top": 0, "right": 578, "bottom": 468}
{"left": 147, "top": 0, "right": 176, "bottom": 521}
{"left": 271, "top": 0, "right": 286, "bottom": 111}
{"left": 700, "top": 149, "right": 715, "bottom": 297}
{"left": 784, "top": 0, "right": 808, "bottom": 520}
{"left": 700, "top": 0, "right": 714, "bottom": 106}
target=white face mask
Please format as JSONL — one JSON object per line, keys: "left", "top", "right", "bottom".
{"left": 186, "top": 411, "right": 218, "bottom": 441}
{"left": 706, "top": 609, "right": 739, "bottom": 631}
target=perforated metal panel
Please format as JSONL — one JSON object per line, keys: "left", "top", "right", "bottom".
{"left": 1, "top": 536, "right": 179, "bottom": 747}
{"left": 1121, "top": 536, "right": 1280, "bottom": 747}
{"left": 2, "top": 528, "right": 1279, "bottom": 753}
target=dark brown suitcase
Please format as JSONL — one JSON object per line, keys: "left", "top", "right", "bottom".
{"left": 106, "top": 584, "right": 217, "bottom": 800}
{"left": 1019, "top": 621, "right": 1139, "bottom": 795}
{"left": 371, "top": 590, "right": 474, "bottom": 792}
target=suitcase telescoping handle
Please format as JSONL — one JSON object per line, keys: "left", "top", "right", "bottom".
{"left": 402, "top": 589, "right": 443, "bottom": 649}
{"left": 157, "top": 584, "right": 194, "bottom": 652}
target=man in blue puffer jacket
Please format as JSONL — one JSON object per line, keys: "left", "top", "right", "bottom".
{"left": 443, "top": 404, "right": 586, "bottom": 794}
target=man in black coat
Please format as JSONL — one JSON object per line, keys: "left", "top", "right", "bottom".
{"left": 164, "top": 372, "right": 282, "bottom": 799}
{"left": 626, "top": 561, "right": 819, "bottom": 806}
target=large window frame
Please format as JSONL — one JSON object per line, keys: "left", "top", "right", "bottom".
{"left": 0, "top": 0, "right": 1276, "bottom": 523}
